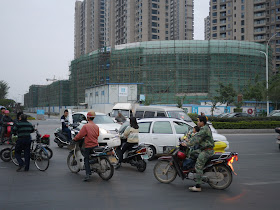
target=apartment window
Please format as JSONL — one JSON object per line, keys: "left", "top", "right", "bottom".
{"left": 152, "top": 4, "right": 158, "bottom": 8}
{"left": 212, "top": 26, "right": 217, "bottom": 30}
{"left": 212, "top": 5, "right": 217, "bottom": 10}
{"left": 213, "top": 12, "right": 217, "bottom": 17}
{"left": 241, "top": 20, "right": 245, "bottom": 25}
{"left": 241, "top": 0, "right": 244, "bottom": 3}
{"left": 152, "top": 28, "right": 158, "bottom": 33}
{"left": 212, "top": 19, "right": 217, "bottom": 23}
{"left": 276, "top": 48, "right": 280, "bottom": 53}
{"left": 241, "top": 28, "right": 245, "bottom": 33}
{"left": 152, "top": 35, "right": 159, "bottom": 39}
{"left": 212, "top": 33, "right": 217, "bottom": 37}
{"left": 152, "top": 10, "right": 158, "bottom": 14}
{"left": 212, "top": 0, "right": 217, "bottom": 3}
{"left": 152, "top": 16, "right": 158, "bottom": 20}
{"left": 241, "top": 5, "right": 245, "bottom": 11}
{"left": 241, "top": 13, "right": 244, "bottom": 18}
{"left": 277, "top": 8, "right": 280, "bottom": 13}
{"left": 241, "top": 35, "right": 244, "bottom": 40}
{"left": 152, "top": 22, "right": 158, "bottom": 27}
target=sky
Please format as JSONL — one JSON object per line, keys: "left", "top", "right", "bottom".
{"left": 0, "top": 0, "right": 209, "bottom": 103}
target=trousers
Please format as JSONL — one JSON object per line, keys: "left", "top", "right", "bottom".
{"left": 195, "top": 149, "right": 214, "bottom": 185}
{"left": 15, "top": 137, "right": 31, "bottom": 170}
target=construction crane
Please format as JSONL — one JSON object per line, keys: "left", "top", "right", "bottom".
{"left": 46, "top": 75, "right": 57, "bottom": 82}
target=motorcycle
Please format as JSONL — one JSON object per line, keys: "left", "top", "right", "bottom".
{"left": 115, "top": 142, "right": 148, "bottom": 172}
{"left": 0, "top": 126, "right": 52, "bottom": 162}
{"left": 0, "top": 122, "right": 13, "bottom": 144}
{"left": 67, "top": 138, "right": 115, "bottom": 181}
{"left": 153, "top": 139, "right": 238, "bottom": 190}
{"left": 275, "top": 127, "right": 280, "bottom": 150}
{"left": 54, "top": 123, "right": 79, "bottom": 148}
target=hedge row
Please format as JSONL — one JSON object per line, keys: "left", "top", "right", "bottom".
{"left": 187, "top": 113, "right": 280, "bottom": 122}
{"left": 211, "top": 121, "right": 280, "bottom": 129}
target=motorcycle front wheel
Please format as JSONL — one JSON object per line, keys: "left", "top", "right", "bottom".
{"left": 153, "top": 160, "right": 177, "bottom": 184}
{"left": 0, "top": 148, "right": 11, "bottom": 162}
{"left": 67, "top": 152, "right": 80, "bottom": 173}
{"left": 208, "top": 164, "right": 232, "bottom": 190}
{"left": 98, "top": 157, "right": 114, "bottom": 181}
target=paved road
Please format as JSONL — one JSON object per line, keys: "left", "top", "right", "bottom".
{"left": 0, "top": 119, "right": 279, "bottom": 210}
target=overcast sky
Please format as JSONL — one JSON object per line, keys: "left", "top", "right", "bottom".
{"left": 0, "top": 0, "right": 209, "bottom": 103}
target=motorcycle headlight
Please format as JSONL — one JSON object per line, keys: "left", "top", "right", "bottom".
{"left": 100, "top": 128, "right": 109, "bottom": 134}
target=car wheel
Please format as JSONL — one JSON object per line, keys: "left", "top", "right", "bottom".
{"left": 147, "top": 145, "right": 156, "bottom": 161}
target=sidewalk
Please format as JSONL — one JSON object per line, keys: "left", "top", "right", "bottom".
{"left": 217, "top": 129, "right": 275, "bottom": 134}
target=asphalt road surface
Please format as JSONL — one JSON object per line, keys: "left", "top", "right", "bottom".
{"left": 0, "top": 118, "right": 279, "bottom": 210}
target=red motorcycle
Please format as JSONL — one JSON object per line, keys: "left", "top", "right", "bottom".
{"left": 1, "top": 122, "right": 14, "bottom": 144}
{"left": 153, "top": 140, "right": 238, "bottom": 190}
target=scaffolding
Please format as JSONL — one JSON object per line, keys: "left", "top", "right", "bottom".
{"left": 69, "top": 40, "right": 272, "bottom": 105}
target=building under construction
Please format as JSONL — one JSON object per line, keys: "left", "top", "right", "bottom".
{"left": 69, "top": 40, "right": 272, "bottom": 105}
{"left": 24, "top": 80, "right": 70, "bottom": 109}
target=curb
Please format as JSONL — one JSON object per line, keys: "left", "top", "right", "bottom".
{"left": 217, "top": 129, "right": 275, "bottom": 134}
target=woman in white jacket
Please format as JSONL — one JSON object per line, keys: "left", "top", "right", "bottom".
{"left": 119, "top": 117, "right": 139, "bottom": 164}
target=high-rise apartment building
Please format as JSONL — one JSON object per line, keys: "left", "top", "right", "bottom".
{"left": 208, "top": 0, "right": 280, "bottom": 71}
{"left": 74, "top": 0, "right": 194, "bottom": 59}
{"left": 204, "top": 16, "right": 211, "bottom": 40}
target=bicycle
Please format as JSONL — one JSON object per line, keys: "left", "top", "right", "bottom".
{"left": 10, "top": 137, "right": 50, "bottom": 171}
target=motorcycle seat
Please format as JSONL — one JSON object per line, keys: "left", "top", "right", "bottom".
{"left": 93, "top": 147, "right": 105, "bottom": 152}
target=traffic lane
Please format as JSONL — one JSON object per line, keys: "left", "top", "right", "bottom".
{"left": 0, "top": 133, "right": 279, "bottom": 209}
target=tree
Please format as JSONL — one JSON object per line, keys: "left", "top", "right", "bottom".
{"left": 243, "top": 75, "right": 266, "bottom": 114}
{"left": 268, "top": 73, "right": 280, "bottom": 109}
{"left": 176, "top": 96, "right": 186, "bottom": 108}
{"left": 0, "top": 80, "right": 9, "bottom": 99}
{"left": 207, "top": 96, "right": 219, "bottom": 116}
{"left": 215, "top": 83, "right": 237, "bottom": 109}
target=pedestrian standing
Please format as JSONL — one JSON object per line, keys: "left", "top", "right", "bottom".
{"left": 12, "top": 114, "right": 35, "bottom": 172}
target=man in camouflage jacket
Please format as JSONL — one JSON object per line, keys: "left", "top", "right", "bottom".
{"left": 182, "top": 115, "right": 214, "bottom": 192}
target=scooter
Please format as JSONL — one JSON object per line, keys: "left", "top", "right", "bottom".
{"left": 275, "top": 127, "right": 280, "bottom": 150}
{"left": 54, "top": 123, "right": 79, "bottom": 148}
{"left": 67, "top": 138, "right": 115, "bottom": 181}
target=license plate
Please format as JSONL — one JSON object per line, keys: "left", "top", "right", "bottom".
{"left": 142, "top": 154, "right": 149, "bottom": 160}
{"left": 108, "top": 156, "right": 118, "bottom": 164}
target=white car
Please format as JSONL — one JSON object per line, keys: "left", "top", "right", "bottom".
{"left": 72, "top": 112, "right": 121, "bottom": 146}
{"left": 128, "top": 118, "right": 229, "bottom": 160}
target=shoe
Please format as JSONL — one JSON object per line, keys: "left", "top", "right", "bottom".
{"left": 189, "top": 186, "right": 202, "bottom": 192}
{"left": 115, "top": 163, "right": 121, "bottom": 169}
{"left": 16, "top": 166, "right": 24, "bottom": 172}
{"left": 24, "top": 169, "right": 29, "bottom": 172}
{"left": 83, "top": 175, "right": 90, "bottom": 182}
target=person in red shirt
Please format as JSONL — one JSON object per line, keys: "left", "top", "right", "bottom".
{"left": 73, "top": 111, "right": 99, "bottom": 181}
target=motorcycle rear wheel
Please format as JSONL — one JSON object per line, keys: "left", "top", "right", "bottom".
{"left": 10, "top": 146, "right": 19, "bottom": 166}
{"left": 137, "top": 159, "right": 147, "bottom": 172}
{"left": 98, "top": 157, "right": 114, "bottom": 181}
{"left": 208, "top": 164, "right": 232, "bottom": 190}
{"left": 153, "top": 160, "right": 177, "bottom": 184}
{"left": 0, "top": 148, "right": 11, "bottom": 162}
{"left": 67, "top": 152, "right": 80, "bottom": 173}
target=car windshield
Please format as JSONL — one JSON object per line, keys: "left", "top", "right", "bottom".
{"left": 166, "top": 111, "right": 192, "bottom": 122}
{"left": 111, "top": 110, "right": 130, "bottom": 118}
{"left": 93, "top": 115, "right": 115, "bottom": 124}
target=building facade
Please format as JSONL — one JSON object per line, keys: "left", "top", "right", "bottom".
{"left": 204, "top": 16, "right": 211, "bottom": 40}
{"left": 69, "top": 40, "right": 271, "bottom": 105}
{"left": 74, "top": 0, "right": 194, "bottom": 58}
{"left": 208, "top": 0, "right": 280, "bottom": 72}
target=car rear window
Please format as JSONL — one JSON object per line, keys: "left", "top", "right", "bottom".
{"left": 135, "top": 111, "right": 144, "bottom": 118}
{"left": 152, "top": 121, "right": 173, "bottom": 134}
{"left": 138, "top": 122, "right": 151, "bottom": 133}
{"left": 144, "top": 111, "right": 155, "bottom": 118}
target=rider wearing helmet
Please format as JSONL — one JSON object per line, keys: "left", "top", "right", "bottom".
{"left": 73, "top": 111, "right": 99, "bottom": 182}
{"left": 181, "top": 115, "right": 214, "bottom": 192}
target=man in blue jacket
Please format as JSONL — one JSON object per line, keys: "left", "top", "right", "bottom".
{"left": 61, "top": 110, "right": 71, "bottom": 142}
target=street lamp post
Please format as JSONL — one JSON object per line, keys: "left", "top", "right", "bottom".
{"left": 259, "top": 33, "right": 277, "bottom": 116}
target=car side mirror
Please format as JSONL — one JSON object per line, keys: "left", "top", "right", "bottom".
{"left": 81, "top": 120, "right": 87, "bottom": 124}
{"left": 108, "top": 113, "right": 111, "bottom": 117}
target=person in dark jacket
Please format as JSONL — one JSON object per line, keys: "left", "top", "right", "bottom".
{"left": 0, "top": 107, "right": 6, "bottom": 142}
{"left": 115, "top": 112, "right": 126, "bottom": 123}
{"left": 61, "top": 110, "right": 71, "bottom": 142}
{"left": 12, "top": 114, "right": 35, "bottom": 172}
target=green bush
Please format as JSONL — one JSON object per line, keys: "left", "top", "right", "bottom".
{"left": 212, "top": 121, "right": 280, "bottom": 129}
{"left": 207, "top": 116, "right": 280, "bottom": 122}
{"left": 188, "top": 113, "right": 198, "bottom": 121}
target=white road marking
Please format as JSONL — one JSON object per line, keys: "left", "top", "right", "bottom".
{"left": 224, "top": 133, "right": 276, "bottom": 136}
{"left": 0, "top": 167, "right": 7, "bottom": 169}
{"left": 243, "top": 181, "right": 280, "bottom": 186}
{"left": 241, "top": 153, "right": 279, "bottom": 156}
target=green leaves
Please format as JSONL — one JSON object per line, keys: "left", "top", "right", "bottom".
{"left": 0, "top": 80, "right": 9, "bottom": 100}
{"left": 215, "top": 83, "right": 237, "bottom": 107}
